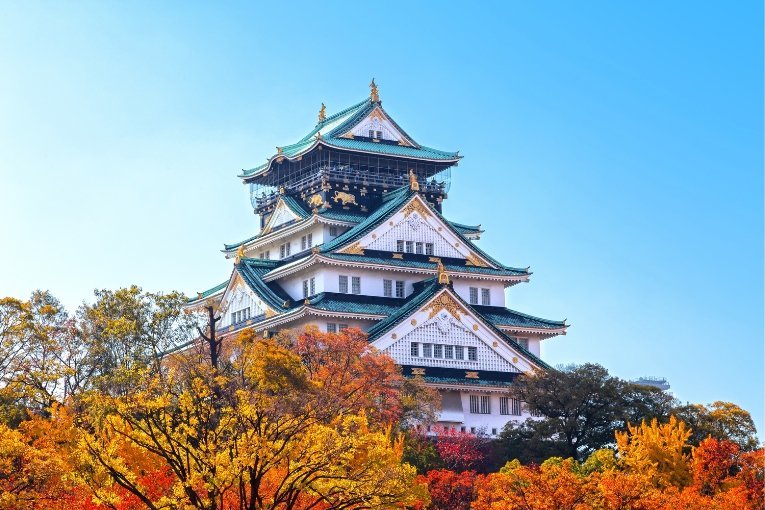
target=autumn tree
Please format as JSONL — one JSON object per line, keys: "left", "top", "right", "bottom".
{"left": 78, "top": 327, "right": 429, "bottom": 510}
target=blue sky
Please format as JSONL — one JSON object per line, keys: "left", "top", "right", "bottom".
{"left": 1, "top": 2, "right": 762, "bottom": 431}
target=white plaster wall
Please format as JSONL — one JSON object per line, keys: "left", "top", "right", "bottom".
{"left": 451, "top": 278, "right": 506, "bottom": 308}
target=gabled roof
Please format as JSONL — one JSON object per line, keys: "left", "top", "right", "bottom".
{"left": 240, "top": 97, "right": 460, "bottom": 180}
{"left": 366, "top": 279, "right": 555, "bottom": 370}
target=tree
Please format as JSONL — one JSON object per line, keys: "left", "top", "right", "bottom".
{"left": 423, "top": 469, "right": 477, "bottom": 510}
{"left": 78, "top": 329, "right": 428, "bottom": 510}
{"left": 615, "top": 416, "right": 692, "bottom": 488}
{"left": 674, "top": 401, "right": 759, "bottom": 451}
{"left": 500, "top": 363, "right": 676, "bottom": 462}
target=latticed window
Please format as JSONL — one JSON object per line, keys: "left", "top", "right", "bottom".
{"left": 383, "top": 279, "right": 392, "bottom": 297}
{"left": 469, "top": 287, "right": 478, "bottom": 304}
{"left": 351, "top": 276, "right": 361, "bottom": 294}
{"left": 339, "top": 275, "right": 348, "bottom": 293}
{"left": 410, "top": 342, "right": 419, "bottom": 357}
{"left": 469, "top": 395, "right": 480, "bottom": 414}
{"left": 480, "top": 395, "right": 491, "bottom": 414}
{"left": 468, "top": 346, "right": 477, "bottom": 361}
{"left": 481, "top": 288, "right": 491, "bottom": 305}
{"left": 395, "top": 281, "right": 405, "bottom": 298}
{"left": 425, "top": 243, "right": 434, "bottom": 255}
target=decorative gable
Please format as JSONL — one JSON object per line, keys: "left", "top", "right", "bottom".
{"left": 340, "top": 107, "right": 414, "bottom": 146}
{"left": 262, "top": 198, "right": 303, "bottom": 235}
{"left": 337, "top": 195, "right": 493, "bottom": 267}
{"left": 218, "top": 273, "right": 273, "bottom": 327}
{"left": 371, "top": 289, "right": 541, "bottom": 373}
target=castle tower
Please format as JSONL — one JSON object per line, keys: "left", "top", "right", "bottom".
{"left": 189, "top": 83, "right": 568, "bottom": 435}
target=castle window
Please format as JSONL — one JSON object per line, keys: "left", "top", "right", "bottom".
{"left": 469, "top": 287, "right": 478, "bottom": 305}
{"left": 383, "top": 279, "right": 392, "bottom": 297}
{"left": 415, "top": 242, "right": 424, "bottom": 254}
{"left": 396, "top": 240, "right": 404, "bottom": 252}
{"left": 395, "top": 280, "right": 405, "bottom": 298}
{"left": 433, "top": 344, "right": 443, "bottom": 358}
{"left": 455, "top": 345, "right": 465, "bottom": 359}
{"left": 444, "top": 345, "right": 454, "bottom": 359}
{"left": 425, "top": 243, "right": 434, "bottom": 255}
{"left": 422, "top": 343, "right": 432, "bottom": 358}
{"left": 480, "top": 395, "right": 491, "bottom": 414}
{"left": 339, "top": 275, "right": 348, "bottom": 293}
{"left": 351, "top": 276, "right": 361, "bottom": 294}
{"left": 405, "top": 241, "right": 414, "bottom": 253}
{"left": 410, "top": 342, "right": 419, "bottom": 357}
{"left": 467, "top": 346, "right": 477, "bottom": 361}
{"left": 329, "top": 226, "right": 338, "bottom": 236}
{"left": 469, "top": 395, "right": 480, "bottom": 414}
{"left": 481, "top": 288, "right": 491, "bottom": 306}
{"left": 327, "top": 323, "right": 337, "bottom": 333}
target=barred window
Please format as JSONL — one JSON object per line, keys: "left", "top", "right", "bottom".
{"left": 327, "top": 323, "right": 337, "bottom": 333}
{"left": 339, "top": 275, "right": 348, "bottom": 293}
{"left": 467, "top": 346, "right": 477, "bottom": 361}
{"left": 395, "top": 280, "right": 405, "bottom": 298}
{"left": 410, "top": 342, "right": 419, "bottom": 357}
{"left": 469, "top": 287, "right": 478, "bottom": 304}
{"left": 383, "top": 279, "right": 392, "bottom": 297}
{"left": 425, "top": 243, "right": 434, "bottom": 255}
{"left": 480, "top": 395, "right": 491, "bottom": 414}
{"left": 481, "top": 288, "right": 491, "bottom": 305}
{"left": 422, "top": 343, "right": 432, "bottom": 358}
{"left": 433, "top": 344, "right": 443, "bottom": 358}
{"left": 500, "top": 397, "right": 509, "bottom": 415}
{"left": 469, "top": 395, "right": 480, "bottom": 414}
{"left": 351, "top": 276, "right": 361, "bottom": 294}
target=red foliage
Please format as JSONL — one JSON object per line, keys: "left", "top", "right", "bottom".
{"left": 424, "top": 469, "right": 478, "bottom": 510}
{"left": 434, "top": 429, "right": 489, "bottom": 471}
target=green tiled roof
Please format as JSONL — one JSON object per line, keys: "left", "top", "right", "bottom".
{"left": 235, "top": 258, "right": 292, "bottom": 311}
{"left": 323, "top": 252, "right": 528, "bottom": 277}
{"left": 305, "top": 292, "right": 403, "bottom": 316}
{"left": 240, "top": 98, "right": 460, "bottom": 179}
{"left": 473, "top": 305, "right": 566, "bottom": 330}
{"left": 189, "top": 281, "right": 228, "bottom": 302}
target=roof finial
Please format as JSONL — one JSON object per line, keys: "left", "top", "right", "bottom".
{"left": 436, "top": 260, "right": 450, "bottom": 285}
{"left": 235, "top": 244, "right": 246, "bottom": 264}
{"left": 369, "top": 78, "right": 380, "bottom": 102}
{"left": 408, "top": 169, "right": 420, "bottom": 191}
{"left": 318, "top": 102, "right": 326, "bottom": 123}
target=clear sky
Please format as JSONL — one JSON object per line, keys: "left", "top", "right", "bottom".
{"left": 1, "top": 2, "right": 762, "bottom": 431}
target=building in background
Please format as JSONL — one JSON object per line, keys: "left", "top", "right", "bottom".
{"left": 188, "top": 81, "right": 568, "bottom": 435}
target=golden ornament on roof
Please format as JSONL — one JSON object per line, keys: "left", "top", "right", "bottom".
{"left": 318, "top": 102, "right": 326, "bottom": 123}
{"left": 369, "top": 78, "right": 380, "bottom": 102}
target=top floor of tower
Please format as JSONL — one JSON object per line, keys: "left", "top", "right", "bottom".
{"left": 239, "top": 80, "right": 461, "bottom": 229}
